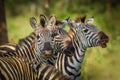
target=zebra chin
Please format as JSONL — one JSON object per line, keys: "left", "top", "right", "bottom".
{"left": 100, "top": 41, "right": 109, "bottom": 48}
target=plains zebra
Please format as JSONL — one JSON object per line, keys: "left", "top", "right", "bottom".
{"left": 54, "top": 16, "right": 109, "bottom": 80}
{"left": 0, "top": 56, "right": 69, "bottom": 80}
{"left": 44, "top": 17, "right": 72, "bottom": 65}
{"left": 0, "top": 15, "right": 56, "bottom": 65}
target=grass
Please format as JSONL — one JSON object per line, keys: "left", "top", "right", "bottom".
{"left": 81, "top": 38, "right": 120, "bottom": 80}
{"left": 7, "top": 15, "right": 33, "bottom": 43}
{"left": 6, "top": 14, "right": 120, "bottom": 80}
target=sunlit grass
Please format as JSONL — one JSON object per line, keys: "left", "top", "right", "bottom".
{"left": 7, "top": 15, "right": 34, "bottom": 43}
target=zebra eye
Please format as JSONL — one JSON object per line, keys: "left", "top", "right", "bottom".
{"left": 83, "top": 29, "right": 88, "bottom": 33}
{"left": 37, "top": 35, "right": 40, "bottom": 39}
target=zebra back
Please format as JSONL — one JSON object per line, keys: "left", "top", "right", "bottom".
{"left": 0, "top": 43, "right": 16, "bottom": 54}
{"left": 0, "top": 56, "right": 34, "bottom": 80}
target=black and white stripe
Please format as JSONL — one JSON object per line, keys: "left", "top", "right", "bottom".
{"left": 0, "top": 15, "right": 70, "bottom": 80}
{"left": 0, "top": 43, "right": 16, "bottom": 54}
{"left": 0, "top": 56, "right": 69, "bottom": 80}
{"left": 55, "top": 16, "right": 109, "bottom": 80}
{"left": 0, "top": 16, "right": 56, "bottom": 65}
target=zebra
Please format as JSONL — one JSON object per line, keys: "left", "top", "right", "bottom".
{"left": 44, "top": 17, "right": 73, "bottom": 65}
{"left": 54, "top": 16, "right": 109, "bottom": 80}
{"left": 0, "top": 56, "right": 70, "bottom": 80}
{"left": 0, "top": 15, "right": 57, "bottom": 66}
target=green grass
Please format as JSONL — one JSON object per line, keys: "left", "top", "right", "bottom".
{"left": 81, "top": 38, "right": 120, "bottom": 80}
{"left": 6, "top": 15, "right": 120, "bottom": 80}
{"left": 7, "top": 15, "right": 33, "bottom": 43}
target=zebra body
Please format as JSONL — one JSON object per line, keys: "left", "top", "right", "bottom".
{"left": 0, "top": 56, "right": 69, "bottom": 80}
{"left": 55, "top": 16, "right": 109, "bottom": 80}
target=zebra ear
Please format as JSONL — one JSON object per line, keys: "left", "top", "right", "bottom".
{"left": 62, "top": 17, "right": 70, "bottom": 24}
{"left": 55, "top": 20, "right": 63, "bottom": 26}
{"left": 75, "top": 15, "right": 86, "bottom": 23}
{"left": 49, "top": 16, "right": 56, "bottom": 26}
{"left": 30, "top": 17, "right": 38, "bottom": 29}
{"left": 86, "top": 16, "right": 94, "bottom": 24}
{"left": 68, "top": 19, "right": 75, "bottom": 28}
{"left": 80, "top": 15, "right": 86, "bottom": 23}
{"left": 40, "top": 14, "right": 47, "bottom": 27}
{"left": 47, "top": 16, "right": 56, "bottom": 30}
{"left": 62, "top": 17, "right": 70, "bottom": 23}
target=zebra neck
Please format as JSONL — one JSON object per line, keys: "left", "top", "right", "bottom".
{"left": 70, "top": 30, "right": 87, "bottom": 69}
{"left": 16, "top": 32, "right": 40, "bottom": 61}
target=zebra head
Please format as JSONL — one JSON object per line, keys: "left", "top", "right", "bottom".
{"left": 68, "top": 16, "right": 109, "bottom": 48}
{"left": 46, "top": 17, "right": 73, "bottom": 53}
{"left": 30, "top": 15, "right": 55, "bottom": 58}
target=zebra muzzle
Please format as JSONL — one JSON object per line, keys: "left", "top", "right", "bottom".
{"left": 43, "top": 50, "right": 52, "bottom": 58}
{"left": 99, "top": 31, "right": 109, "bottom": 48}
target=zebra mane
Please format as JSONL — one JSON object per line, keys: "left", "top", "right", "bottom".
{"left": 55, "top": 20, "right": 63, "bottom": 25}
{"left": 75, "top": 15, "right": 86, "bottom": 23}
{"left": 17, "top": 32, "right": 36, "bottom": 49}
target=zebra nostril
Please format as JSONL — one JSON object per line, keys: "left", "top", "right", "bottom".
{"left": 99, "top": 31, "right": 109, "bottom": 42}
{"left": 43, "top": 42, "right": 53, "bottom": 51}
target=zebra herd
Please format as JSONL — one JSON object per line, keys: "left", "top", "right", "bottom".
{"left": 0, "top": 15, "right": 109, "bottom": 80}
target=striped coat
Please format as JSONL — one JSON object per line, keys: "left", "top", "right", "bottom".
{"left": 0, "top": 56, "right": 69, "bottom": 80}
{"left": 55, "top": 16, "right": 109, "bottom": 80}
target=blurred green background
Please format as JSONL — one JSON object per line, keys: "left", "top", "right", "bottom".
{"left": 5, "top": 0, "right": 120, "bottom": 80}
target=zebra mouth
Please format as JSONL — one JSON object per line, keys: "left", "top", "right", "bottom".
{"left": 100, "top": 40, "right": 108, "bottom": 48}
{"left": 43, "top": 50, "right": 53, "bottom": 58}
{"left": 101, "top": 43, "right": 107, "bottom": 48}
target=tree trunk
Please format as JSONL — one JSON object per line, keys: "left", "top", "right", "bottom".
{"left": 0, "top": 0, "right": 8, "bottom": 45}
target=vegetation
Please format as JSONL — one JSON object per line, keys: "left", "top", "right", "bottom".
{"left": 4, "top": 0, "right": 120, "bottom": 80}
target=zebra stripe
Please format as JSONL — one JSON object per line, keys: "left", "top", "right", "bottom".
{"left": 0, "top": 43, "right": 16, "bottom": 54}
{"left": 0, "top": 15, "right": 70, "bottom": 79}
{"left": 47, "top": 28, "right": 69, "bottom": 65}
{"left": 0, "top": 16, "right": 70, "bottom": 67}
{"left": 45, "top": 18, "right": 72, "bottom": 65}
{"left": 0, "top": 56, "right": 69, "bottom": 80}
{"left": 55, "top": 16, "right": 109, "bottom": 80}
{"left": 0, "top": 16, "right": 56, "bottom": 65}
